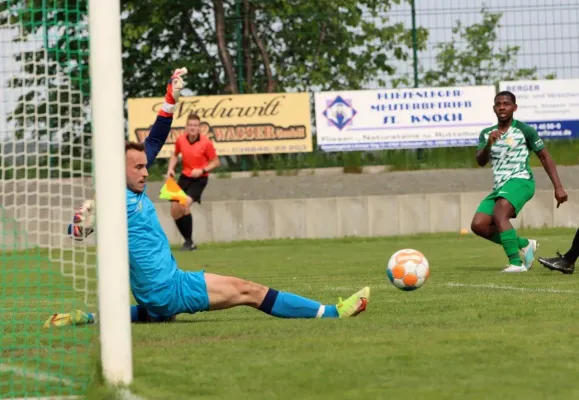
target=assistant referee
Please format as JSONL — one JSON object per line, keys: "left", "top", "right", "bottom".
{"left": 167, "top": 112, "right": 220, "bottom": 251}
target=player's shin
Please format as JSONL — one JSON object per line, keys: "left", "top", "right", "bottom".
{"left": 258, "top": 288, "right": 339, "bottom": 319}
{"left": 518, "top": 236, "right": 530, "bottom": 249}
{"left": 564, "top": 228, "right": 579, "bottom": 264}
{"left": 500, "top": 229, "right": 523, "bottom": 266}
{"left": 490, "top": 231, "right": 529, "bottom": 249}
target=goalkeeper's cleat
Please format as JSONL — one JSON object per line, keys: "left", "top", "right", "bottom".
{"left": 501, "top": 264, "right": 528, "bottom": 273}
{"left": 539, "top": 251, "right": 575, "bottom": 275}
{"left": 336, "top": 286, "right": 370, "bottom": 318}
{"left": 519, "top": 239, "right": 538, "bottom": 271}
{"left": 43, "top": 310, "right": 94, "bottom": 328}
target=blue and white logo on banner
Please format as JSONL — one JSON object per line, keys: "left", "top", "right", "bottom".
{"left": 322, "top": 95, "right": 357, "bottom": 131}
{"left": 499, "top": 79, "right": 579, "bottom": 139}
{"left": 314, "top": 86, "right": 497, "bottom": 152}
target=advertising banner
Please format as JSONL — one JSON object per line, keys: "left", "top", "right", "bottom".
{"left": 499, "top": 79, "right": 579, "bottom": 139}
{"left": 128, "top": 92, "right": 313, "bottom": 158}
{"left": 314, "top": 86, "right": 497, "bottom": 151}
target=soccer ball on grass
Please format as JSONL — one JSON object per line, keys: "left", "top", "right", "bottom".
{"left": 386, "top": 249, "right": 430, "bottom": 291}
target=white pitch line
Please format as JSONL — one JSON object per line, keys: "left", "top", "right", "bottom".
{"left": 445, "top": 282, "right": 577, "bottom": 294}
{"left": 3, "top": 397, "right": 80, "bottom": 400}
{"left": 310, "top": 282, "right": 576, "bottom": 295}
{"left": 0, "top": 363, "right": 77, "bottom": 388}
{"left": 0, "top": 364, "right": 146, "bottom": 400}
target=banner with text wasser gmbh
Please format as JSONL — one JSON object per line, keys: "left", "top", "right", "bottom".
{"left": 128, "top": 92, "right": 313, "bottom": 158}
{"left": 499, "top": 79, "right": 579, "bottom": 139}
{"left": 314, "top": 86, "right": 496, "bottom": 151}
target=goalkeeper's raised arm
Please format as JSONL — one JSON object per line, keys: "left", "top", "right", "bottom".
{"left": 144, "top": 67, "right": 187, "bottom": 167}
{"left": 67, "top": 67, "right": 187, "bottom": 240}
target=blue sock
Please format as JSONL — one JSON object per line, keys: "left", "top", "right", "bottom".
{"left": 258, "top": 289, "right": 339, "bottom": 319}
{"left": 130, "top": 305, "right": 149, "bottom": 322}
{"left": 130, "top": 305, "right": 139, "bottom": 322}
{"left": 322, "top": 305, "right": 339, "bottom": 318}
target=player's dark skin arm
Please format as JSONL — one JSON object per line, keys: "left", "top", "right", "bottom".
{"left": 475, "top": 145, "right": 491, "bottom": 167}
{"left": 537, "top": 148, "right": 563, "bottom": 188}
{"left": 475, "top": 130, "right": 502, "bottom": 167}
{"left": 536, "top": 147, "right": 568, "bottom": 206}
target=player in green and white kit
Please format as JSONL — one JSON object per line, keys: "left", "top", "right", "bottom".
{"left": 471, "top": 91, "right": 568, "bottom": 273}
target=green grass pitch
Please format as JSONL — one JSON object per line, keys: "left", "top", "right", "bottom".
{"left": 4, "top": 228, "right": 579, "bottom": 399}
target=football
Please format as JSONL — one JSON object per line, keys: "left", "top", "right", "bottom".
{"left": 386, "top": 249, "right": 430, "bottom": 291}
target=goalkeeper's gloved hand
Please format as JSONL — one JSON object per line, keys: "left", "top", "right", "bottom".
{"left": 67, "top": 199, "right": 95, "bottom": 241}
{"left": 158, "top": 67, "right": 188, "bottom": 117}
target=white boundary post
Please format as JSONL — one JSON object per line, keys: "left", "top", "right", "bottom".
{"left": 88, "top": 0, "right": 133, "bottom": 385}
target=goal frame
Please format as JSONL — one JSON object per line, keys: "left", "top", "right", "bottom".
{"left": 88, "top": 0, "right": 133, "bottom": 386}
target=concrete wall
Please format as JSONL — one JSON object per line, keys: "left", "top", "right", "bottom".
{"left": 2, "top": 189, "right": 579, "bottom": 249}
{"left": 160, "top": 189, "right": 579, "bottom": 244}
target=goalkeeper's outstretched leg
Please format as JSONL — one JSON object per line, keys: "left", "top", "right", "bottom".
{"left": 44, "top": 274, "right": 370, "bottom": 327}
{"left": 202, "top": 273, "right": 369, "bottom": 319}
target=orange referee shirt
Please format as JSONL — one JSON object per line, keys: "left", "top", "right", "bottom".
{"left": 174, "top": 134, "right": 217, "bottom": 178}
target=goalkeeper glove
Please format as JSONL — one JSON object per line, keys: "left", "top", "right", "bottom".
{"left": 158, "top": 67, "right": 188, "bottom": 117}
{"left": 67, "top": 199, "right": 95, "bottom": 241}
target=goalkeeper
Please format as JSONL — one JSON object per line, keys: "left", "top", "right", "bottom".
{"left": 46, "top": 68, "right": 369, "bottom": 327}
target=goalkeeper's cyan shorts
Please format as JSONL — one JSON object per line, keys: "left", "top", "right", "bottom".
{"left": 174, "top": 269, "right": 210, "bottom": 315}
{"left": 144, "top": 269, "right": 210, "bottom": 319}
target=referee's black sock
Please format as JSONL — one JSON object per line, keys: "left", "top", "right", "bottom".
{"left": 175, "top": 214, "right": 193, "bottom": 243}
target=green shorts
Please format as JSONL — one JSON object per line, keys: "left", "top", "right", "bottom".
{"left": 476, "top": 178, "right": 535, "bottom": 217}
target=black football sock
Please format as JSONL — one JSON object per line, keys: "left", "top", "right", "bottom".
{"left": 564, "top": 228, "right": 579, "bottom": 264}
{"left": 175, "top": 214, "right": 193, "bottom": 243}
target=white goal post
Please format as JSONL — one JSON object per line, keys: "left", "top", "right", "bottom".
{"left": 88, "top": 0, "right": 133, "bottom": 386}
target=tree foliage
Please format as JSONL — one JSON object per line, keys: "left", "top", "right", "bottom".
{"left": 1, "top": 0, "right": 89, "bottom": 150}
{"left": 121, "top": 0, "right": 428, "bottom": 98}
{"left": 420, "top": 8, "right": 555, "bottom": 88}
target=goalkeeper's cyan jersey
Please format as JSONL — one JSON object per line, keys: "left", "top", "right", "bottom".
{"left": 477, "top": 120, "right": 545, "bottom": 191}
{"left": 126, "top": 185, "right": 178, "bottom": 310}
{"left": 125, "top": 115, "right": 179, "bottom": 311}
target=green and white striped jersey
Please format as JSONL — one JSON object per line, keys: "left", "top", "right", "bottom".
{"left": 477, "top": 120, "right": 545, "bottom": 191}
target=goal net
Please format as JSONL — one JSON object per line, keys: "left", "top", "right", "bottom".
{"left": 0, "top": 1, "right": 129, "bottom": 398}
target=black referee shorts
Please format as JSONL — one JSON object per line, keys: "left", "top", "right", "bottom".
{"left": 177, "top": 175, "right": 208, "bottom": 204}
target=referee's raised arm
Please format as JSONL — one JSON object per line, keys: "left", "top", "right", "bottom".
{"left": 166, "top": 113, "right": 220, "bottom": 251}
